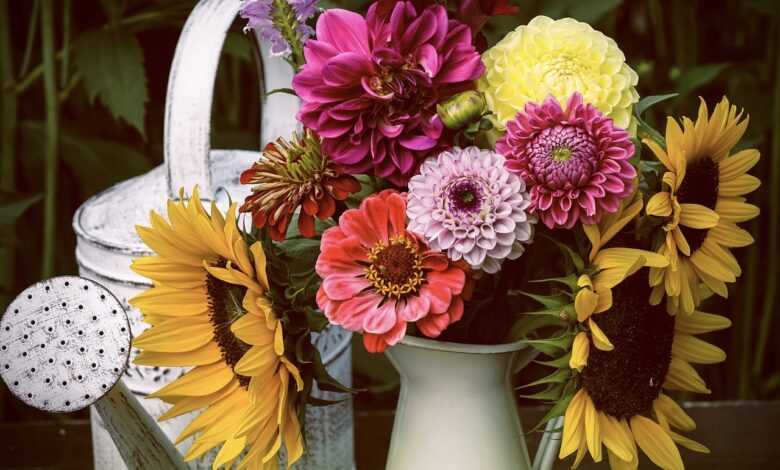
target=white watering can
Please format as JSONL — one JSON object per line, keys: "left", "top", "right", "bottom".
{"left": 69, "top": 0, "right": 354, "bottom": 468}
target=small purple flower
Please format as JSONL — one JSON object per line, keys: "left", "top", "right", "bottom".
{"left": 407, "top": 147, "right": 536, "bottom": 274}
{"left": 240, "top": 0, "right": 317, "bottom": 56}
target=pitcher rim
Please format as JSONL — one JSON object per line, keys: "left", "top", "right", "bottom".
{"left": 397, "top": 335, "right": 528, "bottom": 354}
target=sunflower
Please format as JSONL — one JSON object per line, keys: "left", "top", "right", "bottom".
{"left": 571, "top": 192, "right": 669, "bottom": 354}
{"left": 560, "top": 272, "right": 731, "bottom": 469}
{"left": 644, "top": 97, "right": 760, "bottom": 315}
{"left": 130, "top": 187, "right": 304, "bottom": 470}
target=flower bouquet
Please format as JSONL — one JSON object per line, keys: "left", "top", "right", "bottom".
{"left": 129, "top": 1, "right": 761, "bottom": 469}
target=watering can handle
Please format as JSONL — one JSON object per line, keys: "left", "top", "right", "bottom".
{"left": 164, "top": 0, "right": 299, "bottom": 199}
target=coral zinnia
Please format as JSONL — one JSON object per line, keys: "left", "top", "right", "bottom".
{"left": 407, "top": 147, "right": 535, "bottom": 273}
{"left": 130, "top": 187, "right": 303, "bottom": 468}
{"left": 292, "top": 1, "right": 484, "bottom": 186}
{"left": 240, "top": 130, "right": 361, "bottom": 241}
{"left": 478, "top": 15, "right": 639, "bottom": 130}
{"left": 645, "top": 97, "right": 760, "bottom": 315}
{"left": 559, "top": 272, "right": 729, "bottom": 470}
{"left": 496, "top": 93, "right": 636, "bottom": 229}
{"left": 316, "top": 190, "right": 468, "bottom": 353}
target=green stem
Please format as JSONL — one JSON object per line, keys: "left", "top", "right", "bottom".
{"left": 753, "top": 22, "right": 780, "bottom": 381}
{"left": 60, "top": 0, "right": 71, "bottom": 89}
{"left": 18, "top": 0, "right": 40, "bottom": 78}
{"left": 0, "top": 0, "right": 17, "bottom": 309}
{"left": 40, "top": 0, "right": 58, "bottom": 279}
{"left": 647, "top": 0, "right": 667, "bottom": 61}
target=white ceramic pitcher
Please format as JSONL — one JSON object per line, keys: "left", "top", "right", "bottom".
{"left": 385, "top": 336, "right": 560, "bottom": 470}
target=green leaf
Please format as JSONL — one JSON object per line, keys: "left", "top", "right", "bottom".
{"left": 505, "top": 314, "right": 567, "bottom": 343}
{"left": 304, "top": 308, "right": 329, "bottom": 332}
{"left": 0, "top": 191, "right": 42, "bottom": 225}
{"left": 518, "top": 368, "right": 571, "bottom": 389}
{"left": 516, "top": 291, "right": 569, "bottom": 310}
{"left": 535, "top": 353, "right": 572, "bottom": 369}
{"left": 312, "top": 347, "right": 362, "bottom": 394}
{"left": 73, "top": 29, "right": 148, "bottom": 137}
{"left": 634, "top": 93, "right": 679, "bottom": 118}
{"left": 540, "top": 234, "right": 584, "bottom": 273}
{"left": 675, "top": 63, "right": 730, "bottom": 97}
{"left": 529, "top": 274, "right": 579, "bottom": 291}
{"left": 20, "top": 122, "right": 153, "bottom": 196}
{"left": 519, "top": 382, "right": 564, "bottom": 401}
{"left": 306, "top": 396, "right": 348, "bottom": 407}
{"left": 636, "top": 117, "right": 666, "bottom": 147}
{"left": 527, "top": 392, "right": 573, "bottom": 433}
{"left": 525, "top": 333, "right": 575, "bottom": 355}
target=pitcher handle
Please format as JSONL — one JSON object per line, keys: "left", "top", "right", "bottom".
{"left": 164, "top": 0, "right": 298, "bottom": 199}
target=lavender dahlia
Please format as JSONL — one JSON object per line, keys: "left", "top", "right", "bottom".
{"left": 407, "top": 147, "right": 535, "bottom": 274}
{"left": 292, "top": 1, "right": 484, "bottom": 186}
{"left": 496, "top": 93, "right": 636, "bottom": 229}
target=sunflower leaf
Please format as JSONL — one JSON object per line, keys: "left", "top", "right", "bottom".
{"left": 527, "top": 393, "right": 573, "bottom": 434}
{"left": 634, "top": 93, "right": 679, "bottom": 118}
{"left": 519, "top": 382, "right": 565, "bottom": 401}
{"left": 517, "top": 368, "right": 571, "bottom": 389}
{"left": 535, "top": 352, "right": 572, "bottom": 369}
{"left": 311, "top": 346, "right": 363, "bottom": 394}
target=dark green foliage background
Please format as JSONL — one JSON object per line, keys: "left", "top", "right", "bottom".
{"left": 0, "top": 0, "right": 777, "bottom": 435}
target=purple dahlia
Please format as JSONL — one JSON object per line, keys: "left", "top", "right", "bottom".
{"left": 496, "top": 93, "right": 636, "bottom": 229}
{"left": 407, "top": 147, "right": 536, "bottom": 274}
{"left": 292, "top": 1, "right": 485, "bottom": 186}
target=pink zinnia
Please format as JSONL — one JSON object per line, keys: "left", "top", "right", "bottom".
{"left": 316, "top": 190, "right": 468, "bottom": 353}
{"left": 292, "top": 1, "right": 484, "bottom": 186}
{"left": 496, "top": 93, "right": 636, "bottom": 229}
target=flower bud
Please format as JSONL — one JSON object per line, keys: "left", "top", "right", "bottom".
{"left": 437, "top": 91, "right": 487, "bottom": 130}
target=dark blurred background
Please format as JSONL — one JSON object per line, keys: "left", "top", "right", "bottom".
{"left": 0, "top": 0, "right": 778, "bottom": 468}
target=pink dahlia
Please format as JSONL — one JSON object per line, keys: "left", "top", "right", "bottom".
{"left": 407, "top": 147, "right": 535, "bottom": 274}
{"left": 496, "top": 93, "right": 636, "bottom": 229}
{"left": 315, "top": 190, "right": 468, "bottom": 353}
{"left": 292, "top": 1, "right": 484, "bottom": 186}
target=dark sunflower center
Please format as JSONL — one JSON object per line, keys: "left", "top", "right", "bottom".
{"left": 365, "top": 236, "right": 424, "bottom": 298}
{"left": 580, "top": 273, "right": 675, "bottom": 418}
{"left": 675, "top": 157, "right": 719, "bottom": 252}
{"left": 205, "top": 262, "right": 251, "bottom": 388}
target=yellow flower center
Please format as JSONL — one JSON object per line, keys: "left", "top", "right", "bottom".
{"left": 365, "top": 235, "right": 425, "bottom": 299}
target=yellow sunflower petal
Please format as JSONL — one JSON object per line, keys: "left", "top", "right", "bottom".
{"left": 584, "top": 395, "right": 603, "bottom": 462}
{"left": 599, "top": 413, "right": 634, "bottom": 462}
{"left": 689, "top": 250, "right": 736, "bottom": 283}
{"left": 607, "top": 448, "right": 638, "bottom": 470}
{"left": 664, "top": 357, "right": 710, "bottom": 394}
{"left": 719, "top": 174, "right": 761, "bottom": 197}
{"left": 212, "top": 436, "right": 247, "bottom": 470}
{"left": 150, "top": 361, "right": 235, "bottom": 398}
{"left": 250, "top": 242, "right": 270, "bottom": 290}
{"left": 630, "top": 415, "right": 683, "bottom": 470}
{"left": 594, "top": 287, "right": 613, "bottom": 314}
{"left": 667, "top": 430, "right": 710, "bottom": 453}
{"left": 134, "top": 341, "right": 222, "bottom": 366}
{"left": 570, "top": 332, "right": 590, "bottom": 371}
{"left": 575, "top": 288, "right": 598, "bottom": 322}
{"left": 560, "top": 389, "right": 588, "bottom": 459}
{"left": 232, "top": 311, "right": 275, "bottom": 346}
{"left": 647, "top": 192, "right": 673, "bottom": 217}
{"left": 283, "top": 407, "right": 305, "bottom": 466}
{"left": 234, "top": 344, "right": 276, "bottom": 377}
{"left": 159, "top": 381, "right": 239, "bottom": 422}
{"left": 678, "top": 203, "right": 719, "bottom": 229}
{"left": 709, "top": 220, "right": 754, "bottom": 248}
{"left": 654, "top": 393, "right": 696, "bottom": 432}
{"left": 133, "top": 318, "right": 213, "bottom": 353}
{"left": 643, "top": 138, "right": 674, "bottom": 171}
{"left": 675, "top": 311, "right": 732, "bottom": 335}
{"left": 716, "top": 198, "right": 760, "bottom": 223}
{"left": 174, "top": 385, "right": 244, "bottom": 442}
{"left": 719, "top": 148, "right": 760, "bottom": 181}
{"left": 672, "top": 333, "right": 726, "bottom": 364}
{"left": 589, "top": 318, "right": 614, "bottom": 351}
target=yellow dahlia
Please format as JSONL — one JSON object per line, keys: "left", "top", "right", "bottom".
{"left": 644, "top": 97, "right": 761, "bottom": 315}
{"left": 477, "top": 15, "right": 639, "bottom": 129}
{"left": 561, "top": 272, "right": 731, "bottom": 470}
{"left": 571, "top": 192, "right": 668, "bottom": 356}
{"left": 130, "top": 187, "right": 304, "bottom": 470}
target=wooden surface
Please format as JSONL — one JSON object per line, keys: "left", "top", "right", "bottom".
{"left": 0, "top": 401, "right": 778, "bottom": 469}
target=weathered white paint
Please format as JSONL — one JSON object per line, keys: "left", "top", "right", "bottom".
{"left": 73, "top": 0, "right": 355, "bottom": 467}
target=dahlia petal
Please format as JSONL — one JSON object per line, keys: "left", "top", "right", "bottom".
{"left": 316, "top": 9, "right": 370, "bottom": 56}
{"left": 322, "top": 52, "right": 374, "bottom": 86}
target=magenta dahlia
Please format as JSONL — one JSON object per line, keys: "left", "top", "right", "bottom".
{"left": 292, "top": 1, "right": 484, "bottom": 186}
{"left": 496, "top": 93, "right": 636, "bottom": 229}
